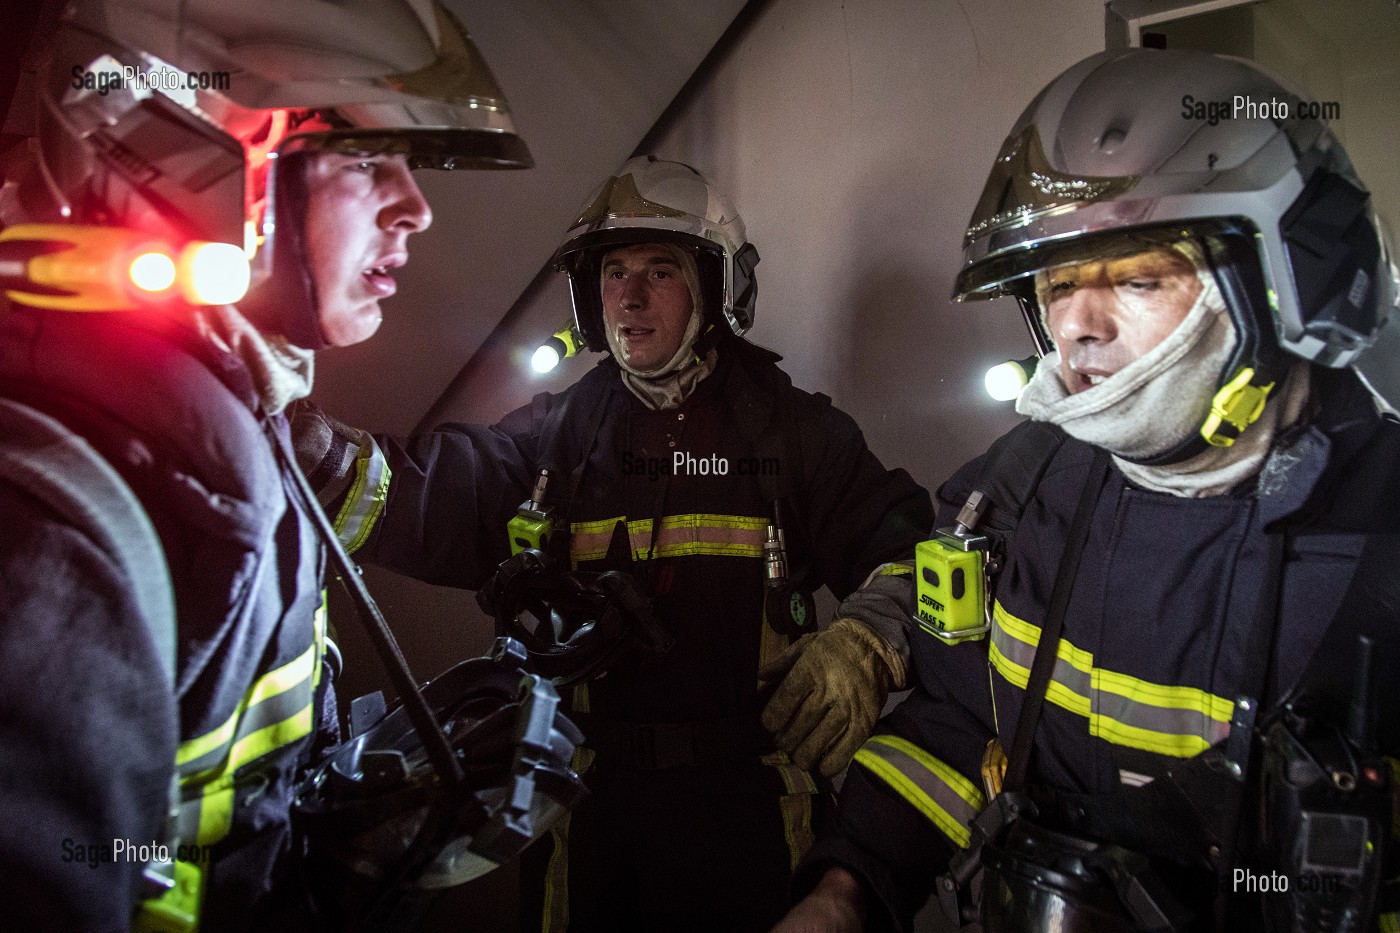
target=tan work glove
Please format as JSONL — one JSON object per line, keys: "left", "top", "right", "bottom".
{"left": 288, "top": 399, "right": 367, "bottom": 498}
{"left": 759, "top": 618, "right": 906, "bottom": 777}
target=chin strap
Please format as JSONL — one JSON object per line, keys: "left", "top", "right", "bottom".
{"left": 1201, "top": 366, "right": 1277, "bottom": 449}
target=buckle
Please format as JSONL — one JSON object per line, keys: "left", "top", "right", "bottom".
{"left": 1202, "top": 367, "right": 1274, "bottom": 448}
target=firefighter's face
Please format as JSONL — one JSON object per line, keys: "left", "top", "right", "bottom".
{"left": 304, "top": 152, "right": 432, "bottom": 347}
{"left": 1039, "top": 247, "right": 1202, "bottom": 394}
{"left": 601, "top": 243, "right": 695, "bottom": 372}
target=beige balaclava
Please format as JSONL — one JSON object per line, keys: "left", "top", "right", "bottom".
{"left": 1015, "top": 242, "right": 1310, "bottom": 498}
{"left": 604, "top": 243, "right": 717, "bottom": 410}
{"left": 197, "top": 303, "right": 315, "bottom": 415}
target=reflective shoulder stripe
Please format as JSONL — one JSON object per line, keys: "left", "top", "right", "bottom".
{"left": 1382, "top": 912, "right": 1400, "bottom": 933}
{"left": 569, "top": 513, "right": 768, "bottom": 563}
{"left": 878, "top": 562, "right": 914, "bottom": 576}
{"left": 853, "top": 734, "right": 985, "bottom": 849}
{"left": 332, "top": 434, "right": 391, "bottom": 555}
{"left": 990, "top": 601, "right": 1232, "bottom": 758}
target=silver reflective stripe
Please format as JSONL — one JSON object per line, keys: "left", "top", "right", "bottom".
{"left": 990, "top": 602, "right": 1232, "bottom": 757}
{"left": 853, "top": 735, "right": 985, "bottom": 849}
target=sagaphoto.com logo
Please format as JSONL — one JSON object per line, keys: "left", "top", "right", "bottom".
{"left": 71, "top": 56, "right": 230, "bottom": 98}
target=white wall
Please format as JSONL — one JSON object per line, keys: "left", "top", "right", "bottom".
{"left": 435, "top": 0, "right": 1104, "bottom": 503}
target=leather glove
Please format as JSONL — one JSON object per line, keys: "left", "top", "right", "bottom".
{"left": 758, "top": 617, "right": 906, "bottom": 777}
{"left": 288, "top": 399, "right": 366, "bottom": 500}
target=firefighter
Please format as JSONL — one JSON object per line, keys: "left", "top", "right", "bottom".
{"left": 296, "top": 156, "right": 935, "bottom": 932}
{"left": 775, "top": 48, "right": 1400, "bottom": 933}
{"left": 0, "top": 2, "right": 574, "bottom": 930}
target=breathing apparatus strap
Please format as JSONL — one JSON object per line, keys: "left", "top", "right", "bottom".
{"left": 1003, "top": 447, "right": 1110, "bottom": 791}
{"left": 263, "top": 417, "right": 469, "bottom": 793}
{"left": 0, "top": 397, "right": 196, "bottom": 928}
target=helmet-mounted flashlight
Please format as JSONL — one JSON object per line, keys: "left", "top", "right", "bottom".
{"left": 984, "top": 356, "right": 1038, "bottom": 402}
{"left": 532, "top": 323, "right": 585, "bottom": 373}
{"left": 0, "top": 224, "right": 250, "bottom": 311}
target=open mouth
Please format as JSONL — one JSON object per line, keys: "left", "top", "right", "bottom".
{"left": 363, "top": 255, "right": 405, "bottom": 298}
{"left": 1072, "top": 370, "right": 1111, "bottom": 393}
{"left": 620, "top": 325, "right": 655, "bottom": 339}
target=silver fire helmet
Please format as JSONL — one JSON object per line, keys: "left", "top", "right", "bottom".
{"left": 954, "top": 48, "right": 1399, "bottom": 445}
{"left": 552, "top": 156, "right": 760, "bottom": 353}
{"left": 21, "top": 0, "right": 531, "bottom": 346}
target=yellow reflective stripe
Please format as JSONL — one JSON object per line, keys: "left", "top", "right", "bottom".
{"left": 173, "top": 640, "right": 319, "bottom": 853}
{"left": 175, "top": 709, "right": 239, "bottom": 769}
{"left": 195, "top": 783, "right": 234, "bottom": 846}
{"left": 988, "top": 627, "right": 1092, "bottom": 717}
{"left": 182, "top": 701, "right": 314, "bottom": 848}
{"left": 542, "top": 746, "right": 595, "bottom": 933}
{"left": 333, "top": 436, "right": 391, "bottom": 555}
{"left": 176, "top": 641, "right": 318, "bottom": 769}
{"left": 854, "top": 735, "right": 985, "bottom": 849}
{"left": 1380, "top": 912, "right": 1400, "bottom": 933}
{"left": 569, "top": 513, "right": 768, "bottom": 563}
{"left": 248, "top": 642, "right": 316, "bottom": 709}
{"left": 571, "top": 517, "right": 620, "bottom": 536}
{"left": 878, "top": 562, "right": 914, "bottom": 577}
{"left": 228, "top": 702, "right": 314, "bottom": 774}
{"left": 312, "top": 592, "right": 327, "bottom": 689}
{"left": 642, "top": 513, "right": 767, "bottom": 561}
{"left": 990, "top": 601, "right": 1233, "bottom": 758}
{"left": 761, "top": 751, "right": 818, "bottom": 870}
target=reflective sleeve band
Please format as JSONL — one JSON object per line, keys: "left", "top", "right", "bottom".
{"left": 853, "top": 734, "right": 985, "bottom": 849}
{"left": 312, "top": 592, "right": 328, "bottom": 689}
{"left": 762, "top": 752, "right": 819, "bottom": 870}
{"left": 570, "top": 513, "right": 768, "bottom": 563}
{"left": 332, "top": 434, "right": 391, "bottom": 555}
{"left": 854, "top": 560, "right": 915, "bottom": 590}
{"left": 990, "top": 601, "right": 1232, "bottom": 758}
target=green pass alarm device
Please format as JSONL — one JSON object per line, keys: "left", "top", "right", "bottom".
{"left": 914, "top": 491, "right": 992, "bottom": 644}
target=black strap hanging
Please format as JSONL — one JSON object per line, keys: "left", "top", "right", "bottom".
{"left": 1003, "top": 447, "right": 1110, "bottom": 792}
{"left": 264, "top": 418, "right": 469, "bottom": 794}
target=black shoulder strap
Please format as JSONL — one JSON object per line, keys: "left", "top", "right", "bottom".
{"left": 1004, "top": 446, "right": 1110, "bottom": 791}
{"left": 0, "top": 398, "right": 176, "bottom": 682}
{"left": 967, "top": 420, "right": 1070, "bottom": 539}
